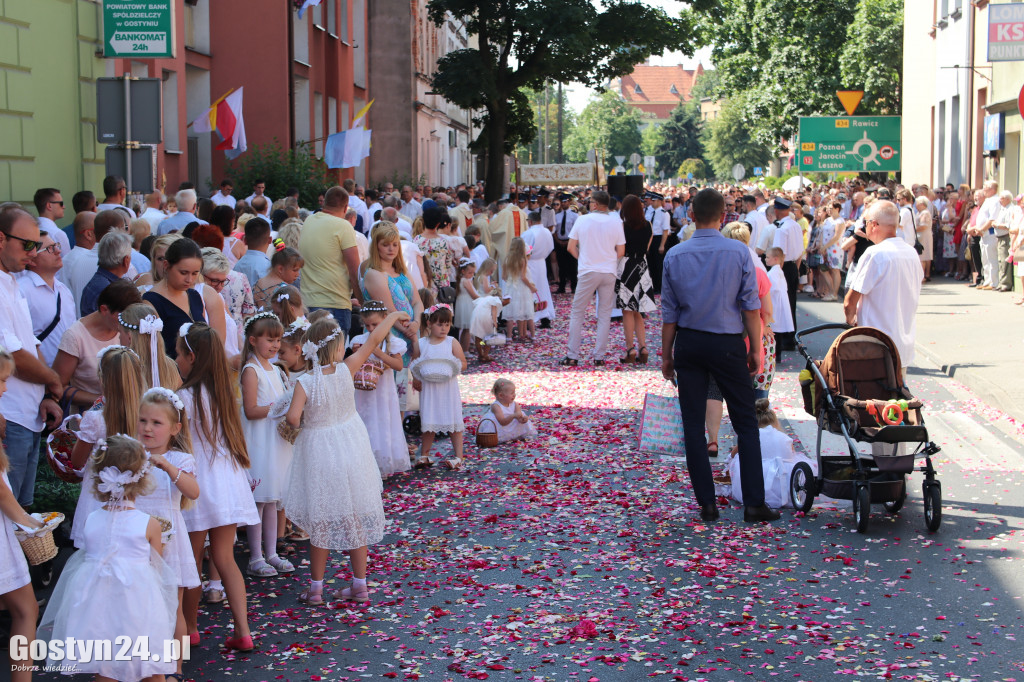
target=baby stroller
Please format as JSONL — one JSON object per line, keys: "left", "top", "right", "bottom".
{"left": 792, "top": 324, "right": 942, "bottom": 533}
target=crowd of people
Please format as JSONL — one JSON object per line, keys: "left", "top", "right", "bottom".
{"left": 0, "top": 168, "right": 995, "bottom": 680}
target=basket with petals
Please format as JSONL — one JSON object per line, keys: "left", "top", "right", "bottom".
{"left": 409, "top": 356, "right": 461, "bottom": 384}
{"left": 46, "top": 417, "right": 84, "bottom": 484}
{"left": 15, "top": 512, "right": 64, "bottom": 566}
{"left": 353, "top": 356, "right": 386, "bottom": 391}
{"left": 476, "top": 417, "right": 499, "bottom": 448}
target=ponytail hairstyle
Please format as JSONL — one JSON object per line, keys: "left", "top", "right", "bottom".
{"left": 503, "top": 237, "right": 528, "bottom": 281}
{"left": 0, "top": 347, "right": 13, "bottom": 472}
{"left": 241, "top": 311, "right": 285, "bottom": 369}
{"left": 755, "top": 398, "right": 781, "bottom": 430}
{"left": 270, "top": 284, "right": 304, "bottom": 328}
{"left": 118, "top": 302, "right": 181, "bottom": 390}
{"left": 98, "top": 346, "right": 146, "bottom": 438}
{"left": 177, "top": 322, "right": 250, "bottom": 469}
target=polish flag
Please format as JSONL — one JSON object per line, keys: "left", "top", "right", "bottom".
{"left": 191, "top": 88, "right": 246, "bottom": 155}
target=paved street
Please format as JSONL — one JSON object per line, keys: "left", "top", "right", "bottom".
{"left": 30, "top": 291, "right": 1024, "bottom": 682}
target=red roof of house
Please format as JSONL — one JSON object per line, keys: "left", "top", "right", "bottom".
{"left": 617, "top": 64, "right": 704, "bottom": 120}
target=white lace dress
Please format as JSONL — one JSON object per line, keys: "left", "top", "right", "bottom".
{"left": 412, "top": 337, "right": 465, "bottom": 433}
{"left": 486, "top": 401, "right": 539, "bottom": 443}
{"left": 283, "top": 365, "right": 386, "bottom": 550}
{"left": 349, "top": 334, "right": 410, "bottom": 477}
{"left": 70, "top": 407, "right": 106, "bottom": 549}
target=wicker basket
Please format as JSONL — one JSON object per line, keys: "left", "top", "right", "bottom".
{"left": 15, "top": 513, "right": 64, "bottom": 566}
{"left": 476, "top": 417, "right": 499, "bottom": 448}
{"left": 46, "top": 419, "right": 84, "bottom": 484}
{"left": 353, "top": 356, "right": 386, "bottom": 391}
{"left": 277, "top": 417, "right": 302, "bottom": 445}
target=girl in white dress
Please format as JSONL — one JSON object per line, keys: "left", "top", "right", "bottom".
{"left": 728, "top": 399, "right": 813, "bottom": 508}
{"left": 486, "top": 378, "right": 538, "bottom": 443}
{"left": 136, "top": 386, "right": 201, "bottom": 679}
{"left": 349, "top": 301, "right": 409, "bottom": 478}
{"left": 0, "top": 348, "right": 45, "bottom": 682}
{"left": 409, "top": 305, "right": 468, "bottom": 470}
{"left": 502, "top": 238, "right": 537, "bottom": 342}
{"left": 176, "top": 322, "right": 258, "bottom": 652}
{"left": 475, "top": 258, "right": 498, "bottom": 296}
{"left": 284, "top": 311, "right": 410, "bottom": 606}
{"left": 69, "top": 345, "right": 145, "bottom": 549}
{"left": 39, "top": 435, "right": 178, "bottom": 682}
{"left": 469, "top": 295, "right": 503, "bottom": 362}
{"left": 239, "top": 311, "right": 296, "bottom": 578}
{"left": 453, "top": 258, "right": 480, "bottom": 352}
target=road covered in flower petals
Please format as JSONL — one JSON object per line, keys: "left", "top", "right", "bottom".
{"left": 39, "top": 292, "right": 1024, "bottom": 682}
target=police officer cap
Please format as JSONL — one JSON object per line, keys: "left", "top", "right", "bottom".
{"left": 538, "top": 189, "right": 551, "bottom": 197}
{"left": 773, "top": 197, "right": 792, "bottom": 210}
{"left": 517, "top": 192, "right": 530, "bottom": 202}
{"left": 529, "top": 195, "right": 539, "bottom": 202}
{"left": 645, "top": 191, "right": 664, "bottom": 201}
{"left": 558, "top": 192, "right": 574, "bottom": 202}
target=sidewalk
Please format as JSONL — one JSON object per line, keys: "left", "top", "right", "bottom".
{"left": 802, "top": 276, "right": 1024, "bottom": 424}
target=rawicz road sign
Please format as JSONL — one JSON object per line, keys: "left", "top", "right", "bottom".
{"left": 103, "top": 0, "right": 175, "bottom": 59}
{"left": 798, "top": 116, "right": 901, "bottom": 172}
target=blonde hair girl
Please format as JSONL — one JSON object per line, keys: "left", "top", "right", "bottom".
{"left": 118, "top": 302, "right": 182, "bottom": 390}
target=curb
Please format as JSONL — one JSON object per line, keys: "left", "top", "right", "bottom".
{"left": 915, "top": 341, "right": 1022, "bottom": 423}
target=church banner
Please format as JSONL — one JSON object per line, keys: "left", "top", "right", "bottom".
{"left": 519, "top": 163, "right": 595, "bottom": 186}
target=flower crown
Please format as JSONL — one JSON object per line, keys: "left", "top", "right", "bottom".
{"left": 96, "top": 344, "right": 139, "bottom": 364}
{"left": 360, "top": 300, "right": 389, "bottom": 315}
{"left": 95, "top": 437, "right": 151, "bottom": 503}
{"left": 243, "top": 310, "right": 280, "bottom": 335}
{"left": 425, "top": 303, "right": 452, "bottom": 316}
{"left": 143, "top": 386, "right": 184, "bottom": 411}
{"left": 118, "top": 313, "right": 163, "bottom": 336}
{"left": 301, "top": 327, "right": 342, "bottom": 362}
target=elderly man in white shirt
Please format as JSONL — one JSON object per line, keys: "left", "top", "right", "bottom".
{"left": 399, "top": 185, "right": 423, "bottom": 222}
{"left": 139, "top": 190, "right": 167, "bottom": 233}
{"left": 976, "top": 183, "right": 1015, "bottom": 291}
{"left": 0, "top": 208, "right": 64, "bottom": 505}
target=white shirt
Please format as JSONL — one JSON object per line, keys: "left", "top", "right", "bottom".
{"left": 61, "top": 246, "right": 139, "bottom": 311}
{"left": 18, "top": 271, "right": 76, "bottom": 365}
{"left": 348, "top": 194, "right": 370, "bottom": 234}
{"left": 367, "top": 202, "right": 382, "bottom": 222}
{"left": 470, "top": 244, "right": 489, "bottom": 270}
{"left": 744, "top": 210, "right": 770, "bottom": 252}
{"left": 772, "top": 216, "right": 803, "bottom": 262}
{"left": 554, "top": 209, "right": 578, "bottom": 240}
{"left": 651, "top": 207, "right": 670, "bottom": 237}
{"left": 96, "top": 203, "right": 135, "bottom": 220}
{"left": 848, "top": 237, "right": 922, "bottom": 365}
{"left": 353, "top": 230, "right": 370, "bottom": 264}
{"left": 539, "top": 204, "right": 556, "bottom": 231}
{"left": 0, "top": 269, "right": 45, "bottom": 430}
{"left": 140, "top": 206, "right": 167, "bottom": 233}
{"left": 898, "top": 205, "right": 917, "bottom": 246}
{"left": 522, "top": 224, "right": 554, "bottom": 261}
{"left": 399, "top": 239, "right": 425, "bottom": 290}
{"left": 210, "top": 191, "right": 237, "bottom": 208}
{"left": 399, "top": 198, "right": 422, "bottom": 221}
{"left": 568, "top": 211, "right": 626, "bottom": 276}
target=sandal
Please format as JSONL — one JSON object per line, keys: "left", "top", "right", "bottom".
{"left": 277, "top": 540, "right": 296, "bottom": 556}
{"left": 620, "top": 346, "right": 637, "bottom": 364}
{"left": 443, "top": 457, "right": 464, "bottom": 471}
{"left": 706, "top": 441, "right": 719, "bottom": 457}
{"left": 559, "top": 357, "right": 579, "bottom": 366}
{"left": 224, "top": 635, "right": 255, "bottom": 652}
{"left": 267, "top": 555, "right": 295, "bottom": 573}
{"left": 298, "top": 589, "right": 324, "bottom": 606}
{"left": 414, "top": 456, "right": 433, "bottom": 469}
{"left": 330, "top": 584, "right": 371, "bottom": 603}
{"left": 247, "top": 558, "right": 278, "bottom": 578}
{"left": 287, "top": 526, "right": 309, "bottom": 542}
{"left": 637, "top": 347, "right": 649, "bottom": 365}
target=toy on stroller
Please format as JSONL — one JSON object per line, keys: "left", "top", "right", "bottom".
{"left": 792, "top": 324, "right": 942, "bottom": 533}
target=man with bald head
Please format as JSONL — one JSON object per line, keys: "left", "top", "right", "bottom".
{"left": 844, "top": 200, "right": 922, "bottom": 371}
{"left": 139, "top": 190, "right": 166, "bottom": 233}
{"left": 59, "top": 211, "right": 96, "bottom": 295}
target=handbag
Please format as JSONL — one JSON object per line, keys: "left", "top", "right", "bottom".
{"left": 638, "top": 392, "right": 685, "bottom": 457}
{"left": 437, "top": 285, "right": 457, "bottom": 305}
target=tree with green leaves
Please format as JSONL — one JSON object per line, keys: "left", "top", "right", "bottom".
{"left": 839, "top": 0, "right": 903, "bottom": 115}
{"left": 564, "top": 90, "right": 643, "bottom": 169}
{"left": 678, "top": 158, "right": 707, "bottom": 180}
{"left": 427, "top": 0, "right": 704, "bottom": 201}
{"left": 653, "top": 103, "right": 706, "bottom": 177}
{"left": 517, "top": 85, "right": 577, "bottom": 165}
{"left": 703, "top": 95, "right": 774, "bottom": 179}
{"left": 689, "top": 0, "right": 877, "bottom": 149}
{"left": 641, "top": 123, "right": 664, "bottom": 159}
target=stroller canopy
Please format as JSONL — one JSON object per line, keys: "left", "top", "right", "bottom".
{"left": 815, "top": 326, "right": 906, "bottom": 412}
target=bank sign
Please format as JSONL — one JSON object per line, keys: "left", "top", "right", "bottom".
{"left": 103, "top": 0, "right": 175, "bottom": 59}
{"left": 798, "top": 117, "right": 901, "bottom": 173}
{"left": 989, "top": 3, "right": 1024, "bottom": 61}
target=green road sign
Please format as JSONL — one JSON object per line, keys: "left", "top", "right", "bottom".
{"left": 103, "top": 0, "right": 175, "bottom": 59}
{"left": 798, "top": 116, "right": 901, "bottom": 172}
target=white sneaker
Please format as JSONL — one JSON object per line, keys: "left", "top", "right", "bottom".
{"left": 801, "top": 285, "right": 814, "bottom": 293}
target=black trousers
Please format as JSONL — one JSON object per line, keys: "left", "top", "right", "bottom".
{"left": 554, "top": 241, "right": 577, "bottom": 292}
{"left": 968, "top": 236, "right": 983, "bottom": 282}
{"left": 673, "top": 329, "right": 765, "bottom": 507}
{"left": 648, "top": 239, "right": 665, "bottom": 293}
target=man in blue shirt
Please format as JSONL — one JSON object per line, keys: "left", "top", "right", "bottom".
{"left": 233, "top": 218, "right": 272, "bottom": 288}
{"left": 661, "top": 188, "right": 780, "bottom": 524}
{"left": 80, "top": 231, "right": 133, "bottom": 316}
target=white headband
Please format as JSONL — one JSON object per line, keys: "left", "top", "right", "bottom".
{"left": 143, "top": 386, "right": 184, "bottom": 411}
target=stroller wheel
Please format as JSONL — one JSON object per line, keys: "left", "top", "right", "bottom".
{"left": 853, "top": 483, "right": 871, "bottom": 534}
{"left": 789, "top": 462, "right": 816, "bottom": 513}
{"left": 883, "top": 477, "right": 907, "bottom": 514}
{"left": 923, "top": 481, "right": 942, "bottom": 532}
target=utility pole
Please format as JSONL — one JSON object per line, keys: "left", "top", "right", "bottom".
{"left": 557, "top": 82, "right": 564, "bottom": 163}
{"left": 542, "top": 83, "right": 549, "bottom": 164}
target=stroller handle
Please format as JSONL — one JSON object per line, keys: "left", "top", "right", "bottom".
{"left": 795, "top": 323, "right": 852, "bottom": 345}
